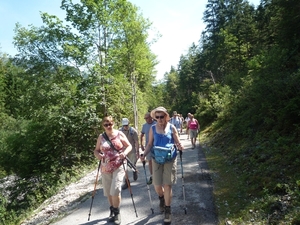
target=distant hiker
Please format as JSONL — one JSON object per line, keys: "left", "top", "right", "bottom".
{"left": 93, "top": 115, "right": 132, "bottom": 225}
{"left": 119, "top": 118, "right": 139, "bottom": 190}
{"left": 140, "top": 106, "right": 184, "bottom": 223}
{"left": 178, "top": 113, "right": 184, "bottom": 133}
{"left": 185, "top": 113, "right": 191, "bottom": 139}
{"left": 140, "top": 112, "right": 156, "bottom": 184}
{"left": 187, "top": 114, "right": 200, "bottom": 149}
{"left": 170, "top": 111, "right": 182, "bottom": 135}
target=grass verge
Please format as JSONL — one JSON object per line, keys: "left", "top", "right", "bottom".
{"left": 200, "top": 129, "right": 300, "bottom": 225}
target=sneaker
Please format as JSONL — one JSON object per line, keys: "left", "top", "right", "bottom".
{"left": 133, "top": 171, "right": 138, "bottom": 181}
{"left": 108, "top": 206, "right": 114, "bottom": 222}
{"left": 147, "top": 176, "right": 152, "bottom": 185}
{"left": 113, "top": 207, "right": 121, "bottom": 225}
{"left": 164, "top": 206, "right": 171, "bottom": 223}
{"left": 159, "top": 196, "right": 165, "bottom": 213}
{"left": 122, "top": 181, "right": 129, "bottom": 190}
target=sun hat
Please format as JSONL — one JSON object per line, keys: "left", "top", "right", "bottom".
{"left": 150, "top": 106, "right": 170, "bottom": 121}
{"left": 121, "top": 118, "right": 129, "bottom": 126}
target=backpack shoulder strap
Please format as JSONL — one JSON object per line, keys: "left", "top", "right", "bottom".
{"left": 130, "top": 127, "right": 133, "bottom": 136}
{"left": 102, "top": 132, "right": 118, "bottom": 152}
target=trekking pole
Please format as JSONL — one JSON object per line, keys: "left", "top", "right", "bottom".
{"left": 122, "top": 162, "right": 138, "bottom": 217}
{"left": 88, "top": 160, "right": 101, "bottom": 221}
{"left": 179, "top": 150, "right": 187, "bottom": 214}
{"left": 141, "top": 155, "right": 154, "bottom": 214}
{"left": 126, "top": 156, "right": 138, "bottom": 173}
{"left": 198, "top": 129, "right": 200, "bottom": 146}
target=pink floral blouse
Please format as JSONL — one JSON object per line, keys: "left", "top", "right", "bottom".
{"left": 100, "top": 132, "right": 125, "bottom": 173}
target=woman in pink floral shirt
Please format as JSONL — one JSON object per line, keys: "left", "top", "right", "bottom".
{"left": 94, "top": 115, "right": 132, "bottom": 225}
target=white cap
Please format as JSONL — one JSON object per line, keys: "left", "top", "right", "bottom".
{"left": 121, "top": 118, "right": 129, "bottom": 126}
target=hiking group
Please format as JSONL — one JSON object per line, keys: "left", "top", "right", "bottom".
{"left": 93, "top": 107, "right": 200, "bottom": 224}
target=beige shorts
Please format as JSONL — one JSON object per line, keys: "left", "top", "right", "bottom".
{"left": 189, "top": 129, "right": 198, "bottom": 138}
{"left": 152, "top": 158, "right": 177, "bottom": 186}
{"left": 101, "top": 164, "right": 126, "bottom": 196}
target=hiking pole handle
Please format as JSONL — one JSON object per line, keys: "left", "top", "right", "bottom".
{"left": 179, "top": 150, "right": 183, "bottom": 159}
{"left": 126, "top": 156, "right": 138, "bottom": 172}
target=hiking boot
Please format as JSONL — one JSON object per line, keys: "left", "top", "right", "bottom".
{"left": 113, "top": 207, "right": 121, "bottom": 225}
{"left": 147, "top": 176, "right": 152, "bottom": 185}
{"left": 122, "top": 181, "right": 129, "bottom": 190}
{"left": 159, "top": 196, "right": 165, "bottom": 213}
{"left": 121, "top": 182, "right": 128, "bottom": 190}
{"left": 133, "top": 171, "right": 138, "bottom": 181}
{"left": 108, "top": 206, "right": 114, "bottom": 222}
{"left": 164, "top": 206, "right": 171, "bottom": 223}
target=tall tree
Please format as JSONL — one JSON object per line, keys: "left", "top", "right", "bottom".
{"left": 1, "top": 1, "right": 157, "bottom": 218}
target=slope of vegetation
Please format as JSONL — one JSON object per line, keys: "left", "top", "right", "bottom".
{"left": 161, "top": 0, "right": 300, "bottom": 223}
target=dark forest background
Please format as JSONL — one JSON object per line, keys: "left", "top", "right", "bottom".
{"left": 0, "top": 0, "right": 299, "bottom": 224}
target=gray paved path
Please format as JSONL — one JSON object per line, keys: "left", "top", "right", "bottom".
{"left": 51, "top": 133, "right": 218, "bottom": 225}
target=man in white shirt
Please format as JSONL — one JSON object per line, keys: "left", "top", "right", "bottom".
{"left": 185, "top": 113, "right": 191, "bottom": 139}
{"left": 170, "top": 111, "right": 182, "bottom": 136}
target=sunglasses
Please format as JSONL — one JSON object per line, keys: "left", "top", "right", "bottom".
{"left": 103, "top": 123, "right": 113, "bottom": 127}
{"left": 155, "top": 115, "right": 165, "bottom": 119}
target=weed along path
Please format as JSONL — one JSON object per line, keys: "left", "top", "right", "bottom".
{"left": 47, "top": 133, "right": 218, "bottom": 225}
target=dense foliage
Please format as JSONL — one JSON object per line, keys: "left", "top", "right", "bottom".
{"left": 1, "top": 0, "right": 300, "bottom": 224}
{"left": 0, "top": 0, "right": 159, "bottom": 224}
{"left": 162, "top": 0, "right": 300, "bottom": 223}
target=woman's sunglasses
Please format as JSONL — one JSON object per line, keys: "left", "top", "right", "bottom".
{"left": 103, "top": 123, "right": 113, "bottom": 127}
{"left": 155, "top": 115, "right": 165, "bottom": 119}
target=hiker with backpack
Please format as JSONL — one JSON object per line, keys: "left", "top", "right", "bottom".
{"left": 140, "top": 112, "right": 156, "bottom": 184}
{"left": 140, "top": 106, "right": 184, "bottom": 223}
{"left": 170, "top": 111, "right": 182, "bottom": 136}
{"left": 93, "top": 115, "right": 132, "bottom": 225}
{"left": 119, "top": 118, "right": 139, "bottom": 190}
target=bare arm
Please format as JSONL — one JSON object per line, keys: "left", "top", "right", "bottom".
{"left": 141, "top": 126, "right": 154, "bottom": 160}
{"left": 134, "top": 132, "right": 139, "bottom": 158}
{"left": 119, "top": 132, "right": 132, "bottom": 159}
{"left": 171, "top": 125, "right": 184, "bottom": 150}
{"left": 197, "top": 120, "right": 200, "bottom": 132}
{"left": 94, "top": 135, "right": 104, "bottom": 160}
{"left": 140, "top": 132, "right": 145, "bottom": 152}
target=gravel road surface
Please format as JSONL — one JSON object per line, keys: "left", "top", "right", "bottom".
{"left": 37, "top": 133, "right": 218, "bottom": 225}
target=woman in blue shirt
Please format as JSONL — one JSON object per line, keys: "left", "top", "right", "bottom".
{"left": 141, "top": 106, "right": 183, "bottom": 224}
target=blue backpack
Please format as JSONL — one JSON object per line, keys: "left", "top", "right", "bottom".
{"left": 151, "top": 125, "right": 177, "bottom": 164}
